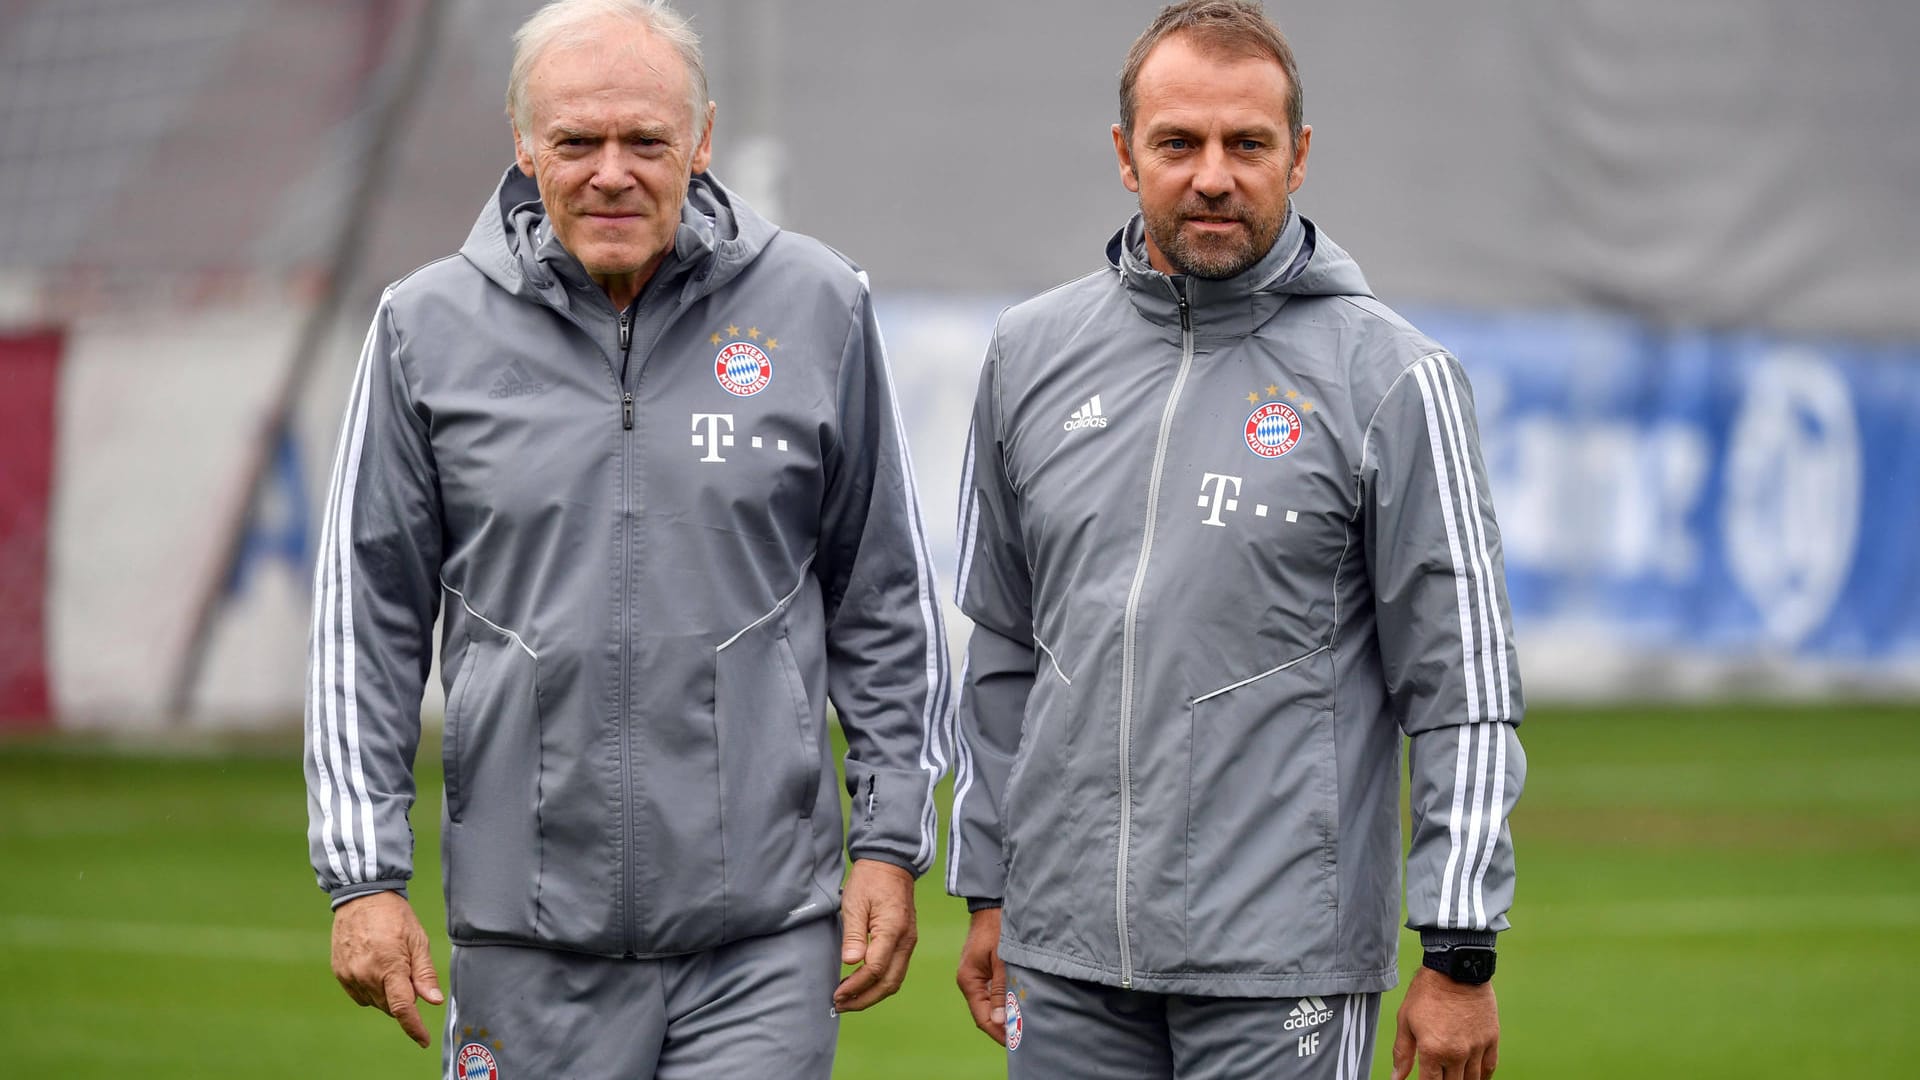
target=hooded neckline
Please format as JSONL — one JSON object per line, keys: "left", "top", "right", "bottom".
{"left": 1106, "top": 202, "right": 1373, "bottom": 341}
{"left": 458, "top": 164, "right": 779, "bottom": 319}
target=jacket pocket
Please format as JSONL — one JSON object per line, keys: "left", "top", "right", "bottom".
{"left": 442, "top": 633, "right": 543, "bottom": 940}
{"left": 1003, "top": 648, "right": 1105, "bottom": 958}
{"left": 711, "top": 616, "right": 818, "bottom": 936}
{"left": 1002, "top": 639, "right": 1069, "bottom": 823}
{"left": 1182, "top": 646, "right": 1337, "bottom": 973}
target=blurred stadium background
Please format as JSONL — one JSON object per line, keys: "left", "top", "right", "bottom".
{"left": 0, "top": 1, "right": 1915, "bottom": 1076}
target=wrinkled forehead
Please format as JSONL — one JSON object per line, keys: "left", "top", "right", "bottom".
{"left": 525, "top": 23, "right": 695, "bottom": 128}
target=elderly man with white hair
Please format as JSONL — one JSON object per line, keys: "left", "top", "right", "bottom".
{"left": 303, "top": 1, "right": 950, "bottom": 1075}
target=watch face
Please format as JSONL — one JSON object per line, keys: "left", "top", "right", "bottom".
{"left": 1456, "top": 951, "right": 1494, "bottom": 981}
{"left": 1427, "top": 947, "right": 1496, "bottom": 984}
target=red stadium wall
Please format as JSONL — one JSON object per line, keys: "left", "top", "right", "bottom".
{"left": 0, "top": 329, "right": 60, "bottom": 727}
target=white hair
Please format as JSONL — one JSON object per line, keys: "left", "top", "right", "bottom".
{"left": 507, "top": 0, "right": 708, "bottom": 137}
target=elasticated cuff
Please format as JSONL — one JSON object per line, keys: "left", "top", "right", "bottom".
{"left": 327, "top": 880, "right": 409, "bottom": 910}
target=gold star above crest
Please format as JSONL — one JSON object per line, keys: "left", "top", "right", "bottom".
{"left": 765, "top": 337, "right": 779, "bottom": 350}
{"left": 463, "top": 1026, "right": 474, "bottom": 1038}
{"left": 477, "top": 1028, "right": 490, "bottom": 1039}
{"left": 1285, "top": 389, "right": 1299, "bottom": 400}
{"left": 725, "top": 323, "right": 740, "bottom": 337}
{"left": 1302, "top": 401, "right": 1315, "bottom": 411}
{"left": 1265, "top": 383, "right": 1280, "bottom": 398}
{"left": 1246, "top": 391, "right": 1262, "bottom": 406}
{"left": 747, "top": 327, "right": 761, "bottom": 340}
{"left": 493, "top": 1041, "right": 504, "bottom": 1051}
{"left": 709, "top": 332, "right": 722, "bottom": 346}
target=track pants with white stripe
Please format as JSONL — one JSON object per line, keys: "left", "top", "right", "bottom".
{"left": 1004, "top": 964, "right": 1380, "bottom": 1080}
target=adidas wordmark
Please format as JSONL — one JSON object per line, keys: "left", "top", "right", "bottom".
{"left": 1284, "top": 996, "right": 1334, "bottom": 1031}
{"left": 1063, "top": 394, "right": 1109, "bottom": 431}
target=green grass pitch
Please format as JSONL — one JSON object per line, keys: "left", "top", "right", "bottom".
{"left": 1, "top": 702, "right": 1914, "bottom": 1077}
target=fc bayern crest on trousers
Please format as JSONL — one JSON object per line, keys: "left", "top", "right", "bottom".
{"left": 710, "top": 323, "right": 782, "bottom": 396}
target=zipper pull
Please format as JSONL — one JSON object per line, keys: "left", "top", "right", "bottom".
{"left": 618, "top": 311, "right": 632, "bottom": 352}
{"left": 1177, "top": 289, "right": 1191, "bottom": 332}
{"left": 622, "top": 392, "right": 634, "bottom": 430}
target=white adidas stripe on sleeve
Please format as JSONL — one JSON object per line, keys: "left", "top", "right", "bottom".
{"left": 1409, "top": 352, "right": 1516, "bottom": 929}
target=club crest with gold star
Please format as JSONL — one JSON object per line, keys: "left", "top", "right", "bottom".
{"left": 709, "top": 323, "right": 779, "bottom": 397}
{"left": 1242, "top": 383, "right": 1311, "bottom": 459}
{"left": 454, "top": 1026, "right": 503, "bottom": 1079}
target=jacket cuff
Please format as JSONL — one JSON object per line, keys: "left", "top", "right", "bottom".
{"left": 847, "top": 850, "right": 922, "bottom": 879}
{"left": 966, "top": 897, "right": 1004, "bottom": 914}
{"left": 1420, "top": 928, "right": 1498, "bottom": 951}
{"left": 328, "top": 880, "right": 410, "bottom": 910}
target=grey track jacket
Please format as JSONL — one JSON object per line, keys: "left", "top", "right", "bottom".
{"left": 304, "top": 167, "right": 950, "bottom": 958}
{"left": 949, "top": 210, "right": 1526, "bottom": 996}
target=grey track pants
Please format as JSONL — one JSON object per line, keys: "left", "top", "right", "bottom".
{"left": 1004, "top": 963, "right": 1381, "bottom": 1080}
{"left": 442, "top": 917, "right": 839, "bottom": 1080}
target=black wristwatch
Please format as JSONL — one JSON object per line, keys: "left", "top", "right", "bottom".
{"left": 1422, "top": 946, "right": 1496, "bottom": 985}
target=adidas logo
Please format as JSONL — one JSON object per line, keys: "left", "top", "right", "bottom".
{"left": 488, "top": 358, "right": 548, "bottom": 399}
{"left": 1284, "top": 997, "right": 1334, "bottom": 1031}
{"left": 1063, "top": 395, "right": 1109, "bottom": 431}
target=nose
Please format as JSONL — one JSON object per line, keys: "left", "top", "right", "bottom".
{"left": 1192, "top": 142, "right": 1233, "bottom": 199}
{"left": 589, "top": 143, "right": 635, "bottom": 195}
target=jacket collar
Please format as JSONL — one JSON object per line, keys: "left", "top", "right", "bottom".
{"left": 1107, "top": 203, "right": 1313, "bottom": 341}
{"left": 460, "top": 165, "right": 778, "bottom": 318}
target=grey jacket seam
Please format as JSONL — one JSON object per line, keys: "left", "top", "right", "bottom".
{"left": 716, "top": 552, "right": 818, "bottom": 653}
{"left": 1032, "top": 633, "right": 1071, "bottom": 686}
{"left": 1353, "top": 351, "right": 1449, "bottom": 506}
{"left": 439, "top": 579, "right": 537, "bottom": 660}
{"left": 1189, "top": 644, "right": 1329, "bottom": 704}
{"left": 380, "top": 290, "right": 436, "bottom": 443}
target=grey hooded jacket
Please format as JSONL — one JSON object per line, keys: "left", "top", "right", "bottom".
{"left": 304, "top": 167, "right": 950, "bottom": 958}
{"left": 948, "top": 209, "right": 1526, "bottom": 996}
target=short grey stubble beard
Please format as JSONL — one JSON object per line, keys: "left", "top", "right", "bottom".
{"left": 1141, "top": 193, "right": 1289, "bottom": 280}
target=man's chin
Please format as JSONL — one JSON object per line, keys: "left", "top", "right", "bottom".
{"left": 577, "top": 247, "right": 661, "bottom": 278}
{"left": 1172, "top": 242, "right": 1257, "bottom": 280}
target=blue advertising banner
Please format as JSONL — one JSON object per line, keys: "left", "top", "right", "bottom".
{"left": 1410, "top": 309, "right": 1920, "bottom": 666}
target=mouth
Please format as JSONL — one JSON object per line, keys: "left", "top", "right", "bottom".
{"left": 1183, "top": 215, "right": 1245, "bottom": 232}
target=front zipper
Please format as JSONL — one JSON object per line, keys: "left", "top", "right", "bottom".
{"left": 617, "top": 311, "right": 634, "bottom": 428}
{"left": 1114, "top": 281, "right": 1193, "bottom": 989}
{"left": 611, "top": 293, "right": 691, "bottom": 957}
{"left": 616, "top": 304, "right": 637, "bottom": 957}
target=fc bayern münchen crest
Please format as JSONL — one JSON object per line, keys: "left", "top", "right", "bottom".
{"left": 714, "top": 340, "right": 773, "bottom": 396}
{"left": 1245, "top": 401, "right": 1303, "bottom": 458}
{"left": 454, "top": 1043, "right": 499, "bottom": 1080}
{"left": 1004, "top": 990, "right": 1025, "bottom": 1050}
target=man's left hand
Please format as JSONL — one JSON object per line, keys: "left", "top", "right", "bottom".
{"left": 833, "top": 858, "right": 918, "bottom": 1012}
{"left": 1392, "top": 967, "right": 1500, "bottom": 1080}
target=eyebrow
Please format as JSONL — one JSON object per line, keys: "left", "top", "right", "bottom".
{"left": 549, "top": 123, "right": 677, "bottom": 142}
{"left": 1145, "top": 121, "right": 1283, "bottom": 141}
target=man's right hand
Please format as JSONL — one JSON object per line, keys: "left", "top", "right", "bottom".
{"left": 955, "top": 907, "right": 1010, "bottom": 1045}
{"left": 330, "top": 890, "right": 444, "bottom": 1048}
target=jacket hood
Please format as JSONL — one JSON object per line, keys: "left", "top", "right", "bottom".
{"left": 1106, "top": 203, "right": 1373, "bottom": 339}
{"left": 459, "top": 164, "right": 779, "bottom": 312}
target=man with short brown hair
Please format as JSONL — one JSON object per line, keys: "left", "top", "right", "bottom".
{"left": 948, "top": 3, "right": 1525, "bottom": 1077}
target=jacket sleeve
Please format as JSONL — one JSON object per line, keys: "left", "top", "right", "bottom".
{"left": 946, "top": 335, "right": 1037, "bottom": 903}
{"left": 304, "top": 290, "right": 443, "bottom": 908}
{"left": 1363, "top": 352, "right": 1527, "bottom": 949}
{"left": 818, "top": 275, "right": 952, "bottom": 877}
